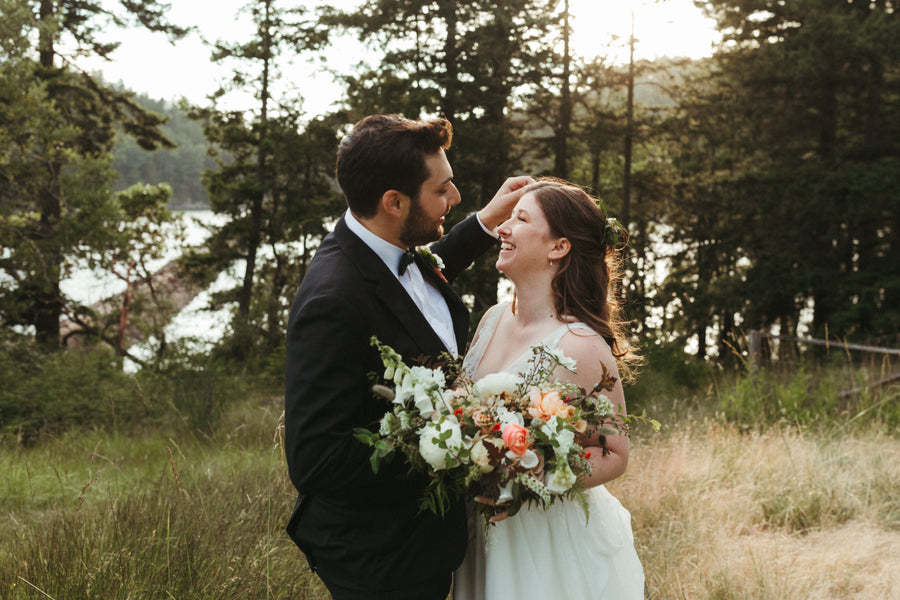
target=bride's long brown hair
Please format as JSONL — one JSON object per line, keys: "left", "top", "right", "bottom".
{"left": 523, "top": 179, "right": 638, "bottom": 371}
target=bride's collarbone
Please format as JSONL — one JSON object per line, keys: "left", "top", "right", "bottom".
{"left": 478, "top": 316, "right": 565, "bottom": 373}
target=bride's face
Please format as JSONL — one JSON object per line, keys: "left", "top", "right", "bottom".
{"left": 496, "top": 193, "right": 560, "bottom": 278}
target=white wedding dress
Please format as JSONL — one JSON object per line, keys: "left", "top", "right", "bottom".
{"left": 453, "top": 303, "right": 645, "bottom": 600}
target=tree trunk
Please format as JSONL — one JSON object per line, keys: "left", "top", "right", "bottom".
{"left": 622, "top": 9, "right": 636, "bottom": 227}
{"left": 237, "top": 0, "right": 273, "bottom": 323}
{"left": 553, "top": 0, "right": 571, "bottom": 179}
{"left": 35, "top": 0, "right": 62, "bottom": 349}
{"left": 439, "top": 0, "right": 459, "bottom": 122}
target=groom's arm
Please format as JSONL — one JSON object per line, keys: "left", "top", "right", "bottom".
{"left": 430, "top": 214, "right": 496, "bottom": 283}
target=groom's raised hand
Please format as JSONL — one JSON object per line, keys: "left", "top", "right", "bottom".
{"left": 476, "top": 175, "right": 535, "bottom": 231}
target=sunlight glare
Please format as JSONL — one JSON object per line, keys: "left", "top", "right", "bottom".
{"left": 569, "top": 0, "right": 721, "bottom": 63}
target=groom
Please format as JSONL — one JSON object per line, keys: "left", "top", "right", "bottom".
{"left": 284, "top": 114, "right": 532, "bottom": 600}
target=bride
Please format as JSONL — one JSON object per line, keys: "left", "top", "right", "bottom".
{"left": 453, "top": 179, "right": 645, "bottom": 600}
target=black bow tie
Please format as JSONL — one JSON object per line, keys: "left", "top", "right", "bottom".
{"left": 398, "top": 249, "right": 417, "bottom": 276}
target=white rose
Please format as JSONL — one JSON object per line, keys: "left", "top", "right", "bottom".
{"left": 541, "top": 417, "right": 576, "bottom": 455}
{"left": 495, "top": 406, "right": 525, "bottom": 429}
{"left": 418, "top": 417, "right": 464, "bottom": 471}
{"left": 473, "top": 372, "right": 522, "bottom": 404}
{"left": 518, "top": 449, "right": 540, "bottom": 470}
{"left": 470, "top": 438, "right": 497, "bottom": 472}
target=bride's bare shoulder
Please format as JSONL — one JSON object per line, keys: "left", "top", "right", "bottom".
{"left": 556, "top": 327, "right": 621, "bottom": 385}
{"left": 473, "top": 301, "right": 510, "bottom": 332}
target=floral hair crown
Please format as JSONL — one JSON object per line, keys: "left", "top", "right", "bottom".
{"left": 595, "top": 195, "right": 626, "bottom": 249}
{"left": 602, "top": 217, "right": 626, "bottom": 249}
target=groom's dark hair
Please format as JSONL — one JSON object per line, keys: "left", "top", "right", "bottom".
{"left": 336, "top": 114, "right": 453, "bottom": 218}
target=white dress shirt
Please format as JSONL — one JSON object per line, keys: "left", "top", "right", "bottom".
{"left": 344, "top": 211, "right": 460, "bottom": 357}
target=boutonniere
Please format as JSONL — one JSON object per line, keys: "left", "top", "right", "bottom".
{"left": 419, "top": 247, "right": 445, "bottom": 270}
{"left": 418, "top": 247, "right": 447, "bottom": 282}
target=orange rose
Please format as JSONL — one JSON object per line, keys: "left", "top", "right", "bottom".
{"left": 501, "top": 423, "right": 530, "bottom": 456}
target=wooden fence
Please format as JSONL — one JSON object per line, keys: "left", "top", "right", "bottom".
{"left": 748, "top": 330, "right": 900, "bottom": 397}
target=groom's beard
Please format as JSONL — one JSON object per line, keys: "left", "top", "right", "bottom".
{"left": 399, "top": 195, "right": 443, "bottom": 247}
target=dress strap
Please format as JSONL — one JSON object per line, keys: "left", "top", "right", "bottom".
{"left": 462, "top": 301, "right": 510, "bottom": 376}
{"left": 542, "top": 322, "right": 609, "bottom": 352}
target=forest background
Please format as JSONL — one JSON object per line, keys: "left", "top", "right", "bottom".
{"left": 1, "top": 0, "right": 899, "bottom": 598}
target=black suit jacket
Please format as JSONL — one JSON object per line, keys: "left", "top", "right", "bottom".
{"left": 284, "top": 213, "right": 496, "bottom": 592}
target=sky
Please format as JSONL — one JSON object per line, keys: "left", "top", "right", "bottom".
{"left": 76, "top": 0, "right": 721, "bottom": 115}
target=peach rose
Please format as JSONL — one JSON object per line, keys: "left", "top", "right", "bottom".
{"left": 528, "top": 388, "right": 574, "bottom": 421}
{"left": 471, "top": 409, "right": 494, "bottom": 431}
{"left": 501, "top": 423, "right": 531, "bottom": 456}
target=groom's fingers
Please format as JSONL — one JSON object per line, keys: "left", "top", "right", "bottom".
{"left": 476, "top": 175, "right": 536, "bottom": 230}
{"left": 488, "top": 506, "right": 510, "bottom": 522}
{"left": 498, "top": 175, "right": 535, "bottom": 194}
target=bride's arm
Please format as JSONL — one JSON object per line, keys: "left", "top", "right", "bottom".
{"left": 555, "top": 331, "right": 630, "bottom": 489}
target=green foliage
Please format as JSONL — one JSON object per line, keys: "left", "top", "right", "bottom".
{"left": 626, "top": 342, "right": 715, "bottom": 415}
{"left": 177, "top": 2, "right": 342, "bottom": 360}
{"left": 0, "top": 335, "right": 259, "bottom": 444}
{"left": 183, "top": 107, "right": 344, "bottom": 358}
{"left": 0, "top": 339, "right": 133, "bottom": 443}
{"left": 0, "top": 0, "right": 192, "bottom": 350}
{"left": 717, "top": 358, "right": 900, "bottom": 431}
{"left": 660, "top": 0, "right": 900, "bottom": 356}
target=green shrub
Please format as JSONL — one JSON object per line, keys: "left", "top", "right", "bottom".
{"left": 0, "top": 343, "right": 145, "bottom": 443}
{"left": 0, "top": 338, "right": 264, "bottom": 444}
{"left": 626, "top": 342, "right": 714, "bottom": 417}
{"left": 717, "top": 357, "right": 900, "bottom": 430}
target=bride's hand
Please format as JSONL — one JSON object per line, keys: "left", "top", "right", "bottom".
{"left": 474, "top": 495, "right": 510, "bottom": 523}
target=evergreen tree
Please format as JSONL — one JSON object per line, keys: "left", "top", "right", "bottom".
{"left": 661, "top": 0, "right": 900, "bottom": 356}
{"left": 0, "top": 0, "right": 187, "bottom": 354}
{"left": 185, "top": 0, "right": 339, "bottom": 357}
{"left": 110, "top": 91, "right": 218, "bottom": 208}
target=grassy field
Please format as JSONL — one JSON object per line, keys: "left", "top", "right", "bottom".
{"left": 2, "top": 376, "right": 899, "bottom": 599}
{"left": 619, "top": 420, "right": 900, "bottom": 599}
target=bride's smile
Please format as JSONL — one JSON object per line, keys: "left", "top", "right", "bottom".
{"left": 495, "top": 193, "right": 561, "bottom": 277}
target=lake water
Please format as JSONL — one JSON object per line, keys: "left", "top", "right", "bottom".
{"left": 61, "top": 210, "right": 237, "bottom": 369}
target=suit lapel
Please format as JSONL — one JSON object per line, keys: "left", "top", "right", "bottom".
{"left": 332, "top": 217, "right": 454, "bottom": 357}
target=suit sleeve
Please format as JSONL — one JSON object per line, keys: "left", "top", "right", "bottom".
{"left": 430, "top": 213, "right": 498, "bottom": 283}
{"left": 284, "top": 291, "right": 414, "bottom": 500}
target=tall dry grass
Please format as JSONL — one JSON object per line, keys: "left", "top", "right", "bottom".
{"left": 2, "top": 390, "right": 899, "bottom": 598}
{"left": 613, "top": 419, "right": 900, "bottom": 599}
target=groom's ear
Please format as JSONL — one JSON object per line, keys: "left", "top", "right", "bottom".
{"left": 380, "top": 190, "right": 408, "bottom": 219}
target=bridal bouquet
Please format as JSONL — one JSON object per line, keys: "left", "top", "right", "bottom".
{"left": 354, "top": 337, "right": 644, "bottom": 523}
